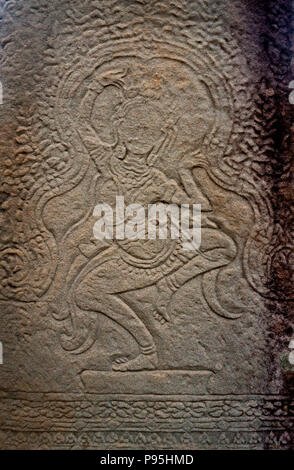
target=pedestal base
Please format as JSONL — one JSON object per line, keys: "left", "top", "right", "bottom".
{"left": 80, "top": 370, "right": 213, "bottom": 394}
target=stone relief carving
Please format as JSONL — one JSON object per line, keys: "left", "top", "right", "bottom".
{"left": 0, "top": 0, "right": 292, "bottom": 450}
{"left": 51, "top": 54, "right": 247, "bottom": 372}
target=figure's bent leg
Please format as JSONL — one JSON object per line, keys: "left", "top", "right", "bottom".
{"left": 156, "top": 229, "right": 237, "bottom": 318}
{"left": 75, "top": 265, "right": 158, "bottom": 371}
{"left": 169, "top": 241, "right": 235, "bottom": 289}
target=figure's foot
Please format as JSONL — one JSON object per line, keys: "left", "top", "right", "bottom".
{"left": 154, "top": 279, "right": 174, "bottom": 322}
{"left": 112, "top": 352, "right": 158, "bottom": 371}
{"left": 155, "top": 298, "right": 171, "bottom": 322}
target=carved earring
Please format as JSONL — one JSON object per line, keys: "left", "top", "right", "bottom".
{"left": 147, "top": 152, "right": 158, "bottom": 167}
{"left": 113, "top": 143, "right": 127, "bottom": 160}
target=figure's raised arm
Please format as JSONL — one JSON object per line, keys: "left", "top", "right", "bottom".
{"left": 178, "top": 155, "right": 212, "bottom": 211}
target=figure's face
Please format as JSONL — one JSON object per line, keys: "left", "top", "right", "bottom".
{"left": 118, "top": 103, "right": 164, "bottom": 155}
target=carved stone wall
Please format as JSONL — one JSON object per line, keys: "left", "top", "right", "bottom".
{"left": 0, "top": 0, "right": 293, "bottom": 450}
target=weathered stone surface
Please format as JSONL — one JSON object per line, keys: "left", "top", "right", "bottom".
{"left": 0, "top": 0, "right": 293, "bottom": 449}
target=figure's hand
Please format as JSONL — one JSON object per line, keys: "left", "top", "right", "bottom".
{"left": 147, "top": 117, "right": 179, "bottom": 166}
{"left": 48, "top": 297, "right": 70, "bottom": 321}
{"left": 180, "top": 153, "right": 208, "bottom": 170}
{"left": 78, "top": 240, "right": 110, "bottom": 259}
{"left": 97, "top": 68, "right": 127, "bottom": 87}
{"left": 180, "top": 157, "right": 195, "bottom": 170}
